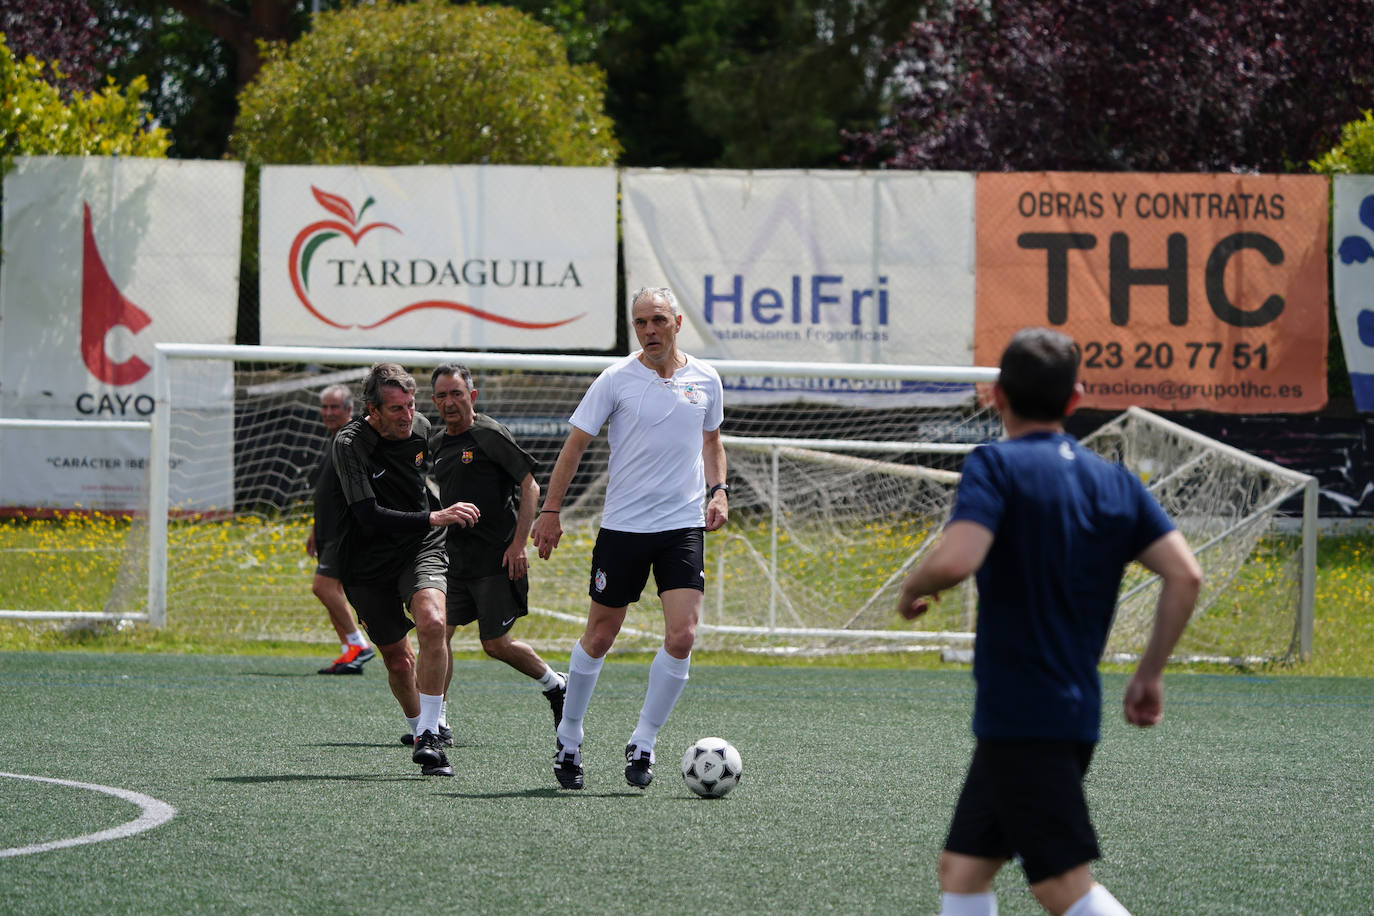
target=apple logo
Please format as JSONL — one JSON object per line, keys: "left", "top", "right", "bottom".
{"left": 290, "top": 186, "right": 582, "bottom": 331}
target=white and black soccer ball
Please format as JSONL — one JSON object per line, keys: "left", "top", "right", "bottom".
{"left": 680, "top": 737, "right": 742, "bottom": 798}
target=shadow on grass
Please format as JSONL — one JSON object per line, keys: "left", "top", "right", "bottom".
{"left": 236, "top": 671, "right": 326, "bottom": 679}
{"left": 443, "top": 787, "right": 648, "bottom": 800}
{"left": 212, "top": 774, "right": 414, "bottom": 784}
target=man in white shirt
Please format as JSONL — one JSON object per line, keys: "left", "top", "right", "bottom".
{"left": 531, "top": 286, "right": 729, "bottom": 790}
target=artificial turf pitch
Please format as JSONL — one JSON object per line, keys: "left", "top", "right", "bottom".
{"left": 1, "top": 651, "right": 1371, "bottom": 914}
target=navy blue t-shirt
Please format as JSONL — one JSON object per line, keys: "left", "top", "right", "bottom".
{"left": 950, "top": 431, "right": 1174, "bottom": 743}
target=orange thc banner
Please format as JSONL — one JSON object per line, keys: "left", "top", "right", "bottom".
{"left": 976, "top": 173, "right": 1329, "bottom": 413}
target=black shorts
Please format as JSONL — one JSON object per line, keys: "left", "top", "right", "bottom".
{"left": 588, "top": 527, "right": 705, "bottom": 608}
{"left": 446, "top": 572, "right": 529, "bottom": 641}
{"left": 342, "top": 548, "right": 447, "bottom": 646}
{"left": 944, "top": 739, "right": 1101, "bottom": 884}
{"left": 315, "top": 539, "right": 342, "bottom": 579}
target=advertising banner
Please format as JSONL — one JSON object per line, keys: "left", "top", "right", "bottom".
{"left": 976, "top": 172, "right": 1329, "bottom": 413}
{"left": 622, "top": 169, "right": 978, "bottom": 406}
{"left": 259, "top": 165, "right": 617, "bottom": 350}
{"left": 0, "top": 156, "right": 243, "bottom": 511}
{"left": 1333, "top": 175, "right": 1374, "bottom": 412}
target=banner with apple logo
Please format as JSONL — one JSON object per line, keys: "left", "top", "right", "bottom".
{"left": 259, "top": 165, "right": 617, "bottom": 350}
{"left": 0, "top": 156, "right": 244, "bottom": 512}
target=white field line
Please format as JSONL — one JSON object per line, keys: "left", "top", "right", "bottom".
{"left": 0, "top": 772, "right": 177, "bottom": 858}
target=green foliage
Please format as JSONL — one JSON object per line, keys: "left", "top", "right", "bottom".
{"left": 505, "top": 0, "right": 918, "bottom": 167}
{"left": 0, "top": 32, "right": 169, "bottom": 173}
{"left": 1311, "top": 110, "right": 1374, "bottom": 175}
{"left": 230, "top": 0, "right": 619, "bottom": 167}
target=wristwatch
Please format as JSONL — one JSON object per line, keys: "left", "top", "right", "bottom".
{"left": 709, "top": 483, "right": 730, "bottom": 498}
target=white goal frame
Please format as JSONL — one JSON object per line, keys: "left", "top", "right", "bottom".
{"left": 140, "top": 342, "right": 1317, "bottom": 661}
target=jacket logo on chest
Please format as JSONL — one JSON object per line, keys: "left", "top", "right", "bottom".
{"left": 461, "top": 449, "right": 475, "bottom": 464}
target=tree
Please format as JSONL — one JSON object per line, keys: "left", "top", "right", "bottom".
{"left": 230, "top": 0, "right": 619, "bottom": 166}
{"left": 94, "top": 0, "right": 243, "bottom": 159}
{"left": 1, "top": 0, "right": 118, "bottom": 94}
{"left": 0, "top": 32, "right": 169, "bottom": 174}
{"left": 846, "top": 1, "right": 1374, "bottom": 173}
{"left": 507, "top": 0, "right": 923, "bottom": 167}
{"left": 1312, "top": 111, "right": 1374, "bottom": 176}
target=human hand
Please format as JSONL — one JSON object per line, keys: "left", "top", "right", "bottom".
{"left": 900, "top": 592, "right": 937, "bottom": 621}
{"left": 306, "top": 531, "right": 317, "bottom": 558}
{"left": 705, "top": 492, "right": 728, "bottom": 531}
{"left": 502, "top": 542, "right": 529, "bottom": 580}
{"left": 431, "top": 502, "right": 480, "bottom": 528}
{"left": 1123, "top": 674, "right": 1164, "bottom": 727}
{"left": 531, "top": 511, "right": 563, "bottom": 559}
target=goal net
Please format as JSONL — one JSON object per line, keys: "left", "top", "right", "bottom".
{"left": 131, "top": 344, "right": 1313, "bottom": 663}
{"left": 0, "top": 418, "right": 152, "bottom": 625}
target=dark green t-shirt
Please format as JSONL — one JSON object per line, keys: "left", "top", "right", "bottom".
{"left": 332, "top": 413, "right": 444, "bottom": 584}
{"left": 429, "top": 414, "right": 537, "bottom": 579}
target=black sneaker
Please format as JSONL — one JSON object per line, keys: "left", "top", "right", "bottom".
{"left": 421, "top": 752, "right": 454, "bottom": 777}
{"left": 401, "top": 724, "right": 453, "bottom": 747}
{"left": 412, "top": 730, "right": 452, "bottom": 776}
{"left": 543, "top": 674, "right": 567, "bottom": 730}
{"left": 553, "top": 741, "right": 583, "bottom": 790}
{"left": 624, "top": 743, "right": 654, "bottom": 788}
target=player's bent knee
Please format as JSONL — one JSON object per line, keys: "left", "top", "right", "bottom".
{"left": 663, "top": 625, "right": 696, "bottom": 657}
{"left": 938, "top": 851, "right": 1002, "bottom": 895}
{"left": 480, "top": 637, "right": 512, "bottom": 661}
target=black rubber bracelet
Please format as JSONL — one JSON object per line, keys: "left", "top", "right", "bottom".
{"left": 539, "top": 508, "right": 561, "bottom": 513}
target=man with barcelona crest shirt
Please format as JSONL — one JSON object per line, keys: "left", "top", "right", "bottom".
{"left": 409, "top": 362, "right": 566, "bottom": 748}
{"left": 893, "top": 328, "right": 1202, "bottom": 916}
{"left": 332, "top": 362, "right": 479, "bottom": 777}
{"left": 532, "top": 286, "right": 729, "bottom": 791}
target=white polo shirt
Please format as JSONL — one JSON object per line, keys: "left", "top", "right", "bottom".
{"left": 569, "top": 352, "right": 724, "bottom": 533}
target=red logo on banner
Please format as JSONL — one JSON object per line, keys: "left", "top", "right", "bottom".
{"left": 289, "top": 186, "right": 582, "bottom": 331}
{"left": 81, "top": 203, "right": 152, "bottom": 386}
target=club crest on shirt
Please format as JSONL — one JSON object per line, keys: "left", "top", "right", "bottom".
{"left": 414, "top": 451, "right": 424, "bottom": 467}
{"left": 461, "top": 449, "right": 475, "bottom": 464}
{"left": 681, "top": 383, "right": 704, "bottom": 405}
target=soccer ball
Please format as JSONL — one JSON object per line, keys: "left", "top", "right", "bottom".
{"left": 680, "top": 737, "right": 742, "bottom": 798}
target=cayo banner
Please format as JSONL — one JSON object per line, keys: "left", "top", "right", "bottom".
{"left": 0, "top": 156, "right": 243, "bottom": 511}
{"left": 259, "top": 165, "right": 617, "bottom": 350}
{"left": 976, "top": 172, "right": 1329, "bottom": 413}
{"left": 1333, "top": 175, "right": 1374, "bottom": 412}
{"left": 622, "top": 169, "right": 977, "bottom": 406}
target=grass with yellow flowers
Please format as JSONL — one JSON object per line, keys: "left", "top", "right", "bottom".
{"left": 2, "top": 509, "right": 1372, "bottom": 677}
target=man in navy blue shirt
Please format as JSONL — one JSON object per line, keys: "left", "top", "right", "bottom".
{"left": 895, "top": 328, "right": 1202, "bottom": 916}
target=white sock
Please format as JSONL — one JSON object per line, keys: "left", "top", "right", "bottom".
{"left": 1064, "top": 885, "right": 1131, "bottom": 916}
{"left": 438, "top": 697, "right": 448, "bottom": 730}
{"left": 536, "top": 666, "right": 562, "bottom": 691}
{"left": 939, "top": 891, "right": 997, "bottom": 916}
{"left": 340, "top": 643, "right": 350, "bottom": 654}
{"left": 556, "top": 642, "right": 604, "bottom": 750}
{"left": 345, "top": 630, "right": 367, "bottom": 648}
{"left": 628, "top": 647, "right": 690, "bottom": 753}
{"left": 417, "top": 692, "right": 443, "bottom": 737}
{"left": 405, "top": 714, "right": 420, "bottom": 736}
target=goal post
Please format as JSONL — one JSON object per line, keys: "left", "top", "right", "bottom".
{"left": 138, "top": 342, "right": 1316, "bottom": 663}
